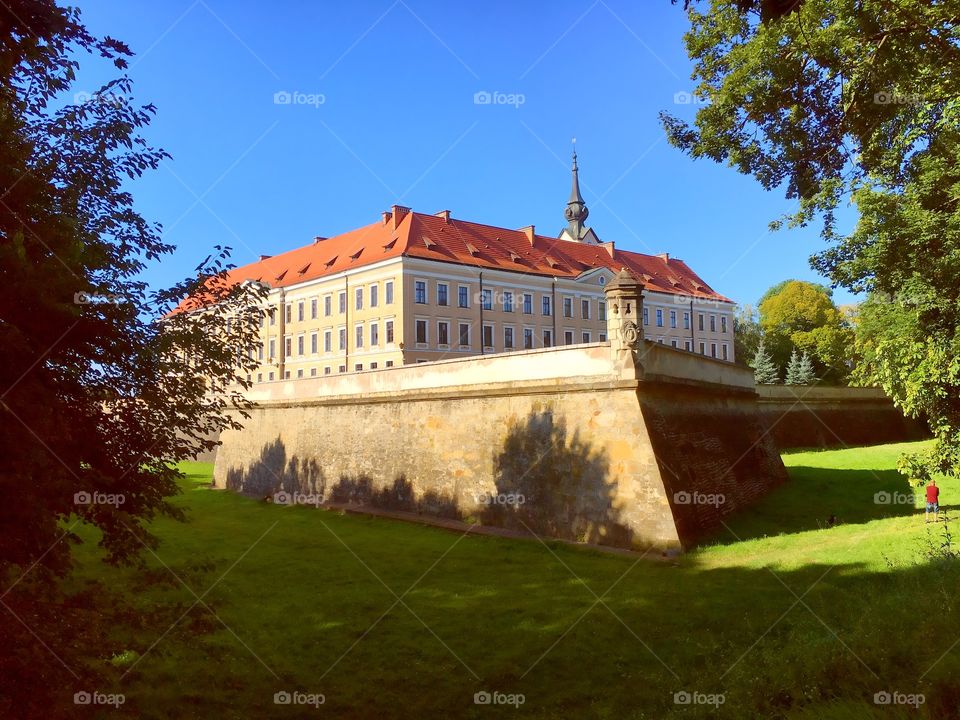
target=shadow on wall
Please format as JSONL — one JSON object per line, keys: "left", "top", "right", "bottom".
{"left": 223, "top": 409, "right": 631, "bottom": 548}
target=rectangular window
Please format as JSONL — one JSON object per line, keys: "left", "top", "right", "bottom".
{"left": 324, "top": 295, "right": 332, "bottom": 316}
{"left": 482, "top": 324, "right": 494, "bottom": 348}
{"left": 268, "top": 371, "right": 274, "bottom": 381}
{"left": 504, "top": 327, "right": 514, "bottom": 349}
{"left": 542, "top": 329, "right": 553, "bottom": 347}
{"left": 355, "top": 288, "right": 363, "bottom": 311}
{"left": 355, "top": 325, "right": 363, "bottom": 348}
{"left": 700, "top": 342, "right": 706, "bottom": 355}
{"left": 310, "top": 298, "right": 317, "bottom": 320}
{"left": 338, "top": 328, "right": 346, "bottom": 351}
{"left": 297, "top": 335, "right": 304, "bottom": 356}
{"left": 370, "top": 362, "right": 377, "bottom": 370}
{"left": 338, "top": 365, "right": 346, "bottom": 373}
{"left": 721, "top": 316, "right": 728, "bottom": 334}
{"left": 564, "top": 330, "right": 574, "bottom": 345}
{"left": 670, "top": 310, "right": 677, "bottom": 329}
{"left": 324, "top": 330, "right": 332, "bottom": 353}
{"left": 385, "top": 280, "right": 394, "bottom": 305}
{"left": 258, "top": 342, "right": 264, "bottom": 361}
{"left": 503, "top": 291, "right": 514, "bottom": 312}
{"left": 285, "top": 336, "right": 292, "bottom": 357}
{"left": 685, "top": 339, "right": 692, "bottom": 351}
{"left": 722, "top": 343, "right": 729, "bottom": 360}
{"left": 355, "top": 364, "right": 362, "bottom": 372}
{"left": 269, "top": 338, "right": 276, "bottom": 359}
{"left": 385, "top": 360, "right": 394, "bottom": 368}
{"left": 386, "top": 320, "right": 394, "bottom": 344}
{"left": 523, "top": 328, "right": 534, "bottom": 349}
{"left": 285, "top": 371, "right": 291, "bottom": 379}
{"left": 710, "top": 315, "right": 717, "bottom": 332}
{"left": 370, "top": 284, "right": 378, "bottom": 308}
{"left": 563, "top": 297, "right": 573, "bottom": 318}
{"left": 338, "top": 292, "right": 346, "bottom": 314}
{"left": 599, "top": 301, "right": 606, "bottom": 321}
{"left": 481, "top": 289, "right": 493, "bottom": 311}
{"left": 643, "top": 307, "right": 649, "bottom": 325}
{"left": 459, "top": 323, "right": 470, "bottom": 347}
{"left": 711, "top": 342, "right": 717, "bottom": 358}
{"left": 437, "top": 321, "right": 449, "bottom": 346}
{"left": 310, "top": 368, "right": 317, "bottom": 377}
{"left": 370, "top": 322, "right": 379, "bottom": 346}
{"left": 269, "top": 308, "right": 276, "bottom": 326}
{"left": 683, "top": 312, "right": 690, "bottom": 330}
{"left": 582, "top": 331, "right": 591, "bottom": 343}
{"left": 458, "top": 285, "right": 469, "bottom": 308}
{"left": 698, "top": 313, "right": 705, "bottom": 331}
{"left": 437, "top": 283, "right": 449, "bottom": 306}
{"left": 581, "top": 299, "right": 590, "bottom": 319}
{"left": 523, "top": 293, "right": 533, "bottom": 314}
{"left": 298, "top": 302, "right": 304, "bottom": 322}
{"left": 416, "top": 319, "right": 427, "bottom": 344}
{"left": 286, "top": 304, "right": 292, "bottom": 323}
{"left": 415, "top": 280, "right": 427, "bottom": 304}
{"left": 656, "top": 308, "right": 664, "bottom": 327}
{"left": 297, "top": 369, "right": 303, "bottom": 378}
{"left": 542, "top": 296, "right": 551, "bottom": 316}
{"left": 324, "top": 367, "right": 331, "bottom": 375}
{"left": 671, "top": 338, "right": 678, "bottom": 348}
{"left": 257, "top": 373, "right": 263, "bottom": 382}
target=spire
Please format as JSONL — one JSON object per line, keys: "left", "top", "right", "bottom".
{"left": 564, "top": 142, "right": 589, "bottom": 239}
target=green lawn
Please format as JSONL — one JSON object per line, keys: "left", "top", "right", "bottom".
{"left": 67, "top": 442, "right": 960, "bottom": 719}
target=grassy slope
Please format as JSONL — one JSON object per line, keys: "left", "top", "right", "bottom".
{"left": 68, "top": 444, "right": 960, "bottom": 719}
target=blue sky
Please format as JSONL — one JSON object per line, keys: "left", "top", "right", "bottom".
{"left": 73, "top": 0, "right": 857, "bottom": 308}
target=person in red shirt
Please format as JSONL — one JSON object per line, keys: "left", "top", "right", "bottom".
{"left": 925, "top": 480, "right": 940, "bottom": 523}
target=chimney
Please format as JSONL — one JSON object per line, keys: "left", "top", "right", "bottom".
{"left": 520, "top": 225, "right": 535, "bottom": 245}
{"left": 381, "top": 211, "right": 392, "bottom": 226}
{"left": 657, "top": 252, "right": 670, "bottom": 262}
{"left": 391, "top": 205, "right": 411, "bottom": 229}
{"left": 600, "top": 241, "right": 615, "bottom": 258}
{"left": 434, "top": 209, "right": 451, "bottom": 223}
{"left": 313, "top": 236, "right": 326, "bottom": 244}
{"left": 258, "top": 254, "right": 272, "bottom": 261}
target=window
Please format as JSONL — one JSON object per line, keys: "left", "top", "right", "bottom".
{"left": 355, "top": 288, "right": 363, "bottom": 311}
{"left": 385, "top": 280, "right": 394, "bottom": 304}
{"left": 298, "top": 302, "right": 304, "bottom": 322}
{"left": 257, "top": 373, "right": 263, "bottom": 382}
{"left": 563, "top": 297, "right": 573, "bottom": 318}
{"left": 370, "top": 322, "right": 379, "bottom": 346}
{"left": 656, "top": 309, "right": 664, "bottom": 327}
{"left": 504, "top": 327, "right": 514, "bottom": 349}
{"left": 310, "top": 368, "right": 317, "bottom": 377}
{"left": 523, "top": 328, "right": 534, "bottom": 349}
{"left": 542, "top": 329, "right": 553, "bottom": 347}
{"left": 370, "top": 284, "right": 378, "bottom": 308}
{"left": 670, "top": 310, "right": 677, "bottom": 329}
{"left": 284, "top": 371, "right": 290, "bottom": 379}
{"left": 700, "top": 342, "right": 706, "bottom": 355}
{"left": 438, "top": 321, "right": 449, "bottom": 346}
{"left": 355, "top": 325, "right": 363, "bottom": 348}
{"left": 564, "top": 330, "right": 574, "bottom": 345}
{"left": 415, "top": 281, "right": 427, "bottom": 304}
{"left": 268, "top": 371, "right": 274, "bottom": 381}
{"left": 285, "top": 337, "right": 292, "bottom": 357}
{"left": 599, "top": 301, "right": 606, "bottom": 321}
{"left": 338, "top": 365, "right": 346, "bottom": 373}
{"left": 711, "top": 342, "right": 717, "bottom": 358}
{"left": 309, "top": 334, "right": 317, "bottom": 355}
{"left": 338, "top": 328, "right": 346, "bottom": 351}
{"left": 542, "top": 296, "right": 552, "bottom": 316}
{"left": 671, "top": 338, "right": 678, "bottom": 348}
{"left": 710, "top": 315, "right": 717, "bottom": 332}
{"left": 416, "top": 319, "right": 427, "bottom": 344}
{"left": 297, "top": 369, "right": 303, "bottom": 378}
{"left": 698, "top": 313, "right": 705, "bottom": 331}
{"left": 523, "top": 293, "right": 533, "bottom": 314}
{"left": 269, "top": 308, "right": 276, "bottom": 326}
{"left": 386, "top": 320, "right": 394, "bottom": 344}
{"left": 286, "top": 304, "right": 292, "bottom": 323}
{"left": 355, "top": 364, "right": 362, "bottom": 372}
{"left": 582, "top": 331, "right": 591, "bottom": 343}
{"left": 437, "top": 283, "right": 449, "bottom": 306}
{"left": 297, "top": 335, "right": 304, "bottom": 356}
{"left": 258, "top": 342, "right": 264, "bottom": 361}
{"left": 643, "top": 307, "right": 649, "bottom": 325}
{"left": 370, "top": 362, "right": 377, "bottom": 370}
{"left": 722, "top": 343, "right": 729, "bottom": 360}
{"left": 385, "top": 361, "right": 394, "bottom": 367}
{"left": 458, "top": 285, "right": 469, "bottom": 308}
{"left": 481, "top": 289, "right": 493, "bottom": 311}
{"left": 504, "top": 291, "right": 514, "bottom": 312}
{"left": 459, "top": 323, "right": 470, "bottom": 347}
{"left": 683, "top": 312, "right": 690, "bottom": 330}
{"left": 311, "top": 298, "right": 317, "bottom": 320}
{"left": 338, "top": 292, "right": 346, "bottom": 314}
{"left": 324, "top": 367, "right": 331, "bottom": 375}
{"left": 684, "top": 339, "right": 692, "bottom": 351}
{"left": 324, "top": 295, "right": 332, "bottom": 316}
{"left": 658, "top": 337, "right": 664, "bottom": 344}
{"left": 482, "top": 324, "right": 494, "bottom": 348}
{"left": 581, "top": 299, "right": 590, "bottom": 319}
{"left": 324, "top": 330, "right": 332, "bottom": 353}
{"left": 721, "top": 316, "right": 728, "bottom": 334}
{"left": 269, "top": 338, "right": 276, "bottom": 359}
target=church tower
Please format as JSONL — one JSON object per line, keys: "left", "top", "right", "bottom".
{"left": 559, "top": 146, "right": 601, "bottom": 244}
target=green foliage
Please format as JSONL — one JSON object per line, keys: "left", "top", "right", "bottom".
{"left": 785, "top": 349, "right": 817, "bottom": 385}
{"left": 733, "top": 303, "right": 763, "bottom": 367}
{"left": 666, "top": 0, "right": 958, "bottom": 475}
{"left": 750, "top": 338, "right": 780, "bottom": 384}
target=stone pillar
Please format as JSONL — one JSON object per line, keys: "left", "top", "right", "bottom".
{"left": 604, "top": 268, "right": 645, "bottom": 353}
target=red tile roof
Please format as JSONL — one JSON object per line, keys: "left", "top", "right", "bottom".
{"left": 173, "top": 208, "right": 731, "bottom": 313}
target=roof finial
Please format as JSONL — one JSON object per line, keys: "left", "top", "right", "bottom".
{"left": 564, "top": 140, "right": 588, "bottom": 238}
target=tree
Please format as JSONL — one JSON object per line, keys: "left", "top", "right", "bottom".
{"left": 664, "top": 1, "right": 959, "bottom": 475}
{"left": 785, "top": 349, "right": 802, "bottom": 385}
{"left": 734, "top": 303, "right": 763, "bottom": 367}
{"left": 0, "top": 2, "right": 264, "bottom": 712}
{"left": 785, "top": 349, "right": 816, "bottom": 385}
{"left": 750, "top": 339, "right": 780, "bottom": 384}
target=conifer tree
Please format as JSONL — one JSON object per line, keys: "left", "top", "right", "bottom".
{"left": 785, "top": 349, "right": 802, "bottom": 385}
{"left": 796, "top": 353, "right": 817, "bottom": 386}
{"left": 751, "top": 339, "right": 779, "bottom": 384}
